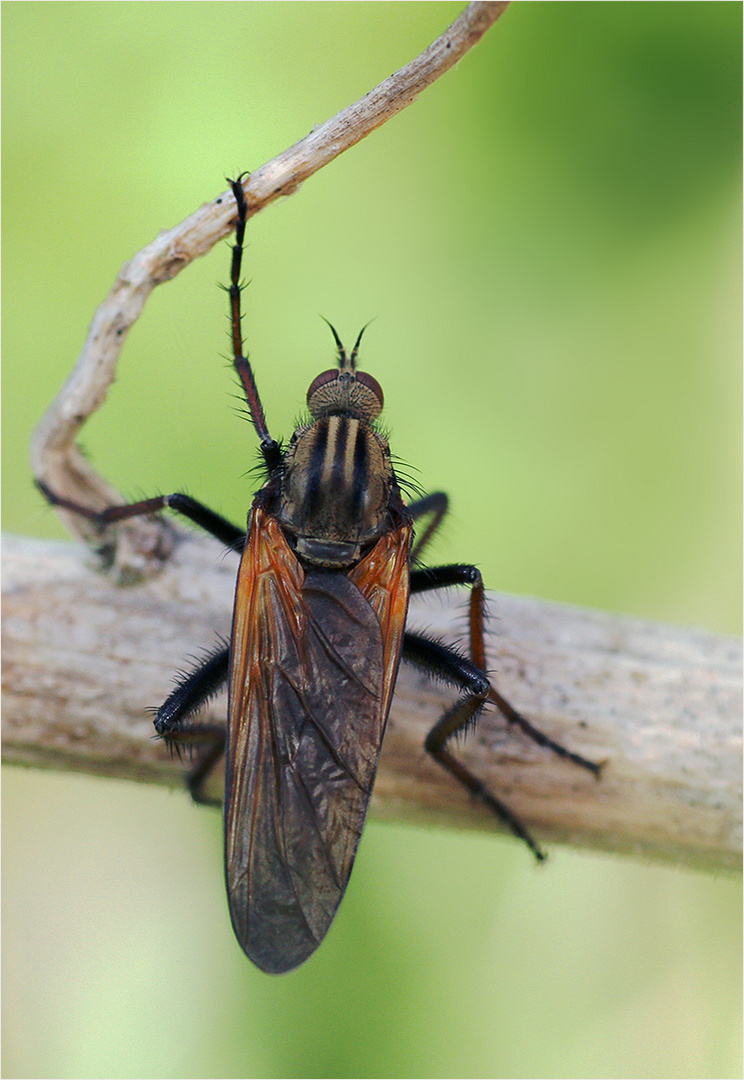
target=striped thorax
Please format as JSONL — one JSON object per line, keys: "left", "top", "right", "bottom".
{"left": 277, "top": 343, "right": 394, "bottom": 567}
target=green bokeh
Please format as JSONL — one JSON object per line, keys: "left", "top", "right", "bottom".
{"left": 3, "top": 3, "right": 741, "bottom": 1078}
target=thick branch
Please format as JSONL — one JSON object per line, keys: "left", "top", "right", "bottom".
{"left": 3, "top": 534, "right": 740, "bottom": 874}
{"left": 30, "top": 1, "right": 509, "bottom": 576}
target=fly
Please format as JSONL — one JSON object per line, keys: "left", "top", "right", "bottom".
{"left": 38, "top": 176, "right": 600, "bottom": 973}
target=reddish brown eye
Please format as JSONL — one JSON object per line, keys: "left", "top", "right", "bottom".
{"left": 355, "top": 371, "right": 384, "bottom": 411}
{"left": 306, "top": 370, "right": 339, "bottom": 405}
{"left": 307, "top": 367, "right": 384, "bottom": 420}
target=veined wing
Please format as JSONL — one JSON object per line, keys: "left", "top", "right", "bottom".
{"left": 225, "top": 507, "right": 411, "bottom": 973}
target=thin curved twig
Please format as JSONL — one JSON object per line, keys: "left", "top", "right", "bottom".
{"left": 30, "top": 1, "right": 509, "bottom": 577}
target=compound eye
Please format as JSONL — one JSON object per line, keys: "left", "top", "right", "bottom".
{"left": 354, "top": 371, "right": 384, "bottom": 412}
{"left": 306, "top": 370, "right": 339, "bottom": 406}
{"left": 307, "top": 368, "right": 384, "bottom": 420}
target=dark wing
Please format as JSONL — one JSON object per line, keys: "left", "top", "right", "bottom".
{"left": 225, "top": 507, "right": 411, "bottom": 973}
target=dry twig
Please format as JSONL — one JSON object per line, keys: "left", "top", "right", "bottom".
{"left": 3, "top": 535, "right": 741, "bottom": 874}
{"left": 29, "top": 0, "right": 509, "bottom": 577}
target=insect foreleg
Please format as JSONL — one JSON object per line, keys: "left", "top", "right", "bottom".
{"left": 227, "top": 175, "right": 281, "bottom": 471}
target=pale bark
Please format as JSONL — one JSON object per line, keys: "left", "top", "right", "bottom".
{"left": 4, "top": 534, "right": 740, "bottom": 874}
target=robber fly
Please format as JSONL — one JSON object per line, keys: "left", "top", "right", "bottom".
{"left": 39, "top": 177, "right": 600, "bottom": 973}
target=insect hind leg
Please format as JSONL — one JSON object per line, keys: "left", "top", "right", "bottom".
{"left": 410, "top": 563, "right": 600, "bottom": 773}
{"left": 399, "top": 630, "right": 546, "bottom": 855}
{"left": 407, "top": 561, "right": 601, "bottom": 857}
{"left": 403, "top": 630, "right": 546, "bottom": 860}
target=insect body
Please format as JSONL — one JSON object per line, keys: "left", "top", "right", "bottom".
{"left": 39, "top": 177, "right": 599, "bottom": 973}
{"left": 223, "top": 319, "right": 413, "bottom": 971}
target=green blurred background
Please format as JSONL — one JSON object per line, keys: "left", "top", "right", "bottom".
{"left": 3, "top": 3, "right": 741, "bottom": 1077}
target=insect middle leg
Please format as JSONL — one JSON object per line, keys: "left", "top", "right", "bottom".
{"left": 36, "top": 482, "right": 246, "bottom": 551}
{"left": 37, "top": 481, "right": 242, "bottom": 801}
{"left": 406, "top": 492, "right": 449, "bottom": 564}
